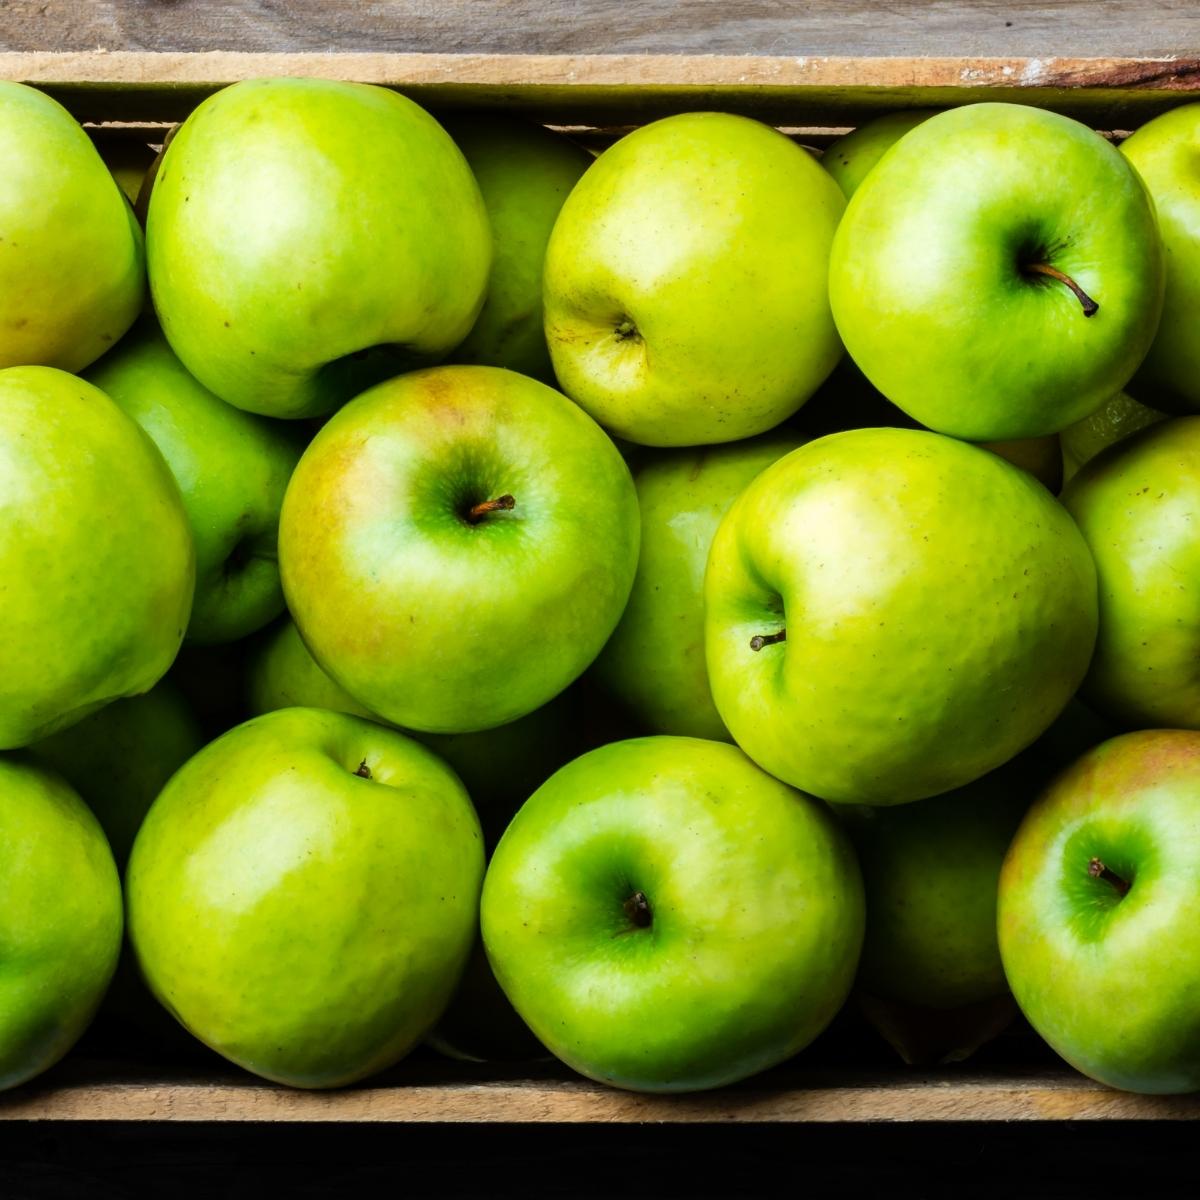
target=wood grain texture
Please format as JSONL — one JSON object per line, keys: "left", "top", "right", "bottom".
{"left": 1, "top": 1, "right": 1199, "bottom": 58}
{"left": 2, "top": 1061, "right": 1199, "bottom": 1123}
{"left": 3, "top": 51, "right": 1200, "bottom": 126}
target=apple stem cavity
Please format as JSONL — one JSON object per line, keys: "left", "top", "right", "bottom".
{"left": 750, "top": 629, "right": 787, "bottom": 652}
{"left": 622, "top": 890, "right": 652, "bottom": 930}
{"left": 354, "top": 759, "right": 372, "bottom": 779}
{"left": 1088, "top": 856, "right": 1131, "bottom": 899}
{"left": 1024, "top": 262, "right": 1099, "bottom": 317}
{"left": 466, "top": 494, "right": 516, "bottom": 525}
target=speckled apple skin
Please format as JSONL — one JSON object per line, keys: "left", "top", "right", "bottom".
{"left": 705, "top": 427, "right": 1098, "bottom": 804}
{"left": 0, "top": 757, "right": 123, "bottom": 1091}
{"left": 482, "top": 737, "right": 864, "bottom": 1093}
{"left": 278, "top": 365, "right": 639, "bottom": 733}
{"left": 0, "top": 81, "right": 144, "bottom": 372}
{"left": 0, "top": 366, "right": 195, "bottom": 748}
{"left": 544, "top": 111, "right": 845, "bottom": 446}
{"left": 1063, "top": 416, "right": 1200, "bottom": 728}
{"left": 147, "top": 77, "right": 491, "bottom": 419}
{"left": 999, "top": 729, "right": 1200, "bottom": 1093}
{"left": 127, "top": 707, "right": 485, "bottom": 1089}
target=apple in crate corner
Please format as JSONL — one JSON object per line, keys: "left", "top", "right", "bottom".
{"left": 127, "top": 708, "right": 485, "bottom": 1088}
{"left": 0, "top": 81, "right": 144, "bottom": 371}
{"left": 999, "top": 730, "right": 1200, "bottom": 1093}
{"left": 0, "top": 758, "right": 123, "bottom": 1090}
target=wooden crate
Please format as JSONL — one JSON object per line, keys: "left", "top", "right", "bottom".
{"left": 1, "top": 50, "right": 1198, "bottom": 1126}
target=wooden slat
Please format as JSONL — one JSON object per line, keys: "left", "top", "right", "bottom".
{"left": 1, "top": 51, "right": 1199, "bottom": 126}
{"left": 2, "top": 1061, "right": 1199, "bottom": 1123}
{"left": 0, "top": 1, "right": 1198, "bottom": 59}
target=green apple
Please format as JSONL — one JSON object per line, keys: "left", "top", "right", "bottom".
{"left": 1060, "top": 391, "right": 1166, "bottom": 482}
{"left": 445, "top": 116, "right": 591, "bottom": 381}
{"left": 86, "top": 320, "right": 303, "bottom": 644}
{"left": 705, "top": 427, "right": 1098, "bottom": 804}
{"left": 544, "top": 111, "right": 845, "bottom": 446}
{"left": 822, "top": 108, "right": 939, "bottom": 197}
{"left": 279, "top": 365, "right": 639, "bottom": 732}
{"left": 1062, "top": 417, "right": 1200, "bottom": 728}
{"left": 1121, "top": 104, "right": 1200, "bottom": 412}
{"left": 482, "top": 736, "right": 864, "bottom": 1092}
{"left": 979, "top": 435, "right": 1062, "bottom": 493}
{"left": 0, "top": 756, "right": 123, "bottom": 1090}
{"left": 0, "top": 81, "right": 144, "bottom": 371}
{"left": 127, "top": 707, "right": 484, "bottom": 1088}
{"left": 26, "top": 680, "right": 202, "bottom": 869}
{"left": 0, "top": 366, "right": 195, "bottom": 749}
{"left": 839, "top": 758, "right": 1031, "bottom": 1010}
{"left": 830, "top": 103, "right": 1164, "bottom": 440}
{"left": 594, "top": 431, "right": 804, "bottom": 740}
{"left": 999, "top": 728, "right": 1200, "bottom": 1092}
{"left": 248, "top": 617, "right": 375, "bottom": 720}
{"left": 147, "top": 77, "right": 491, "bottom": 420}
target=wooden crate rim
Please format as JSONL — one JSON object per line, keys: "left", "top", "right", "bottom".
{"left": 1, "top": 50, "right": 1199, "bottom": 90}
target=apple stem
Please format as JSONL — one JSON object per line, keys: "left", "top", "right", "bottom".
{"left": 1025, "top": 262, "right": 1099, "bottom": 317}
{"left": 466, "top": 494, "right": 516, "bottom": 524}
{"left": 622, "top": 890, "right": 652, "bottom": 929}
{"left": 750, "top": 629, "right": 787, "bottom": 652}
{"left": 1088, "top": 856, "right": 1130, "bottom": 898}
{"left": 354, "top": 759, "right": 372, "bottom": 779}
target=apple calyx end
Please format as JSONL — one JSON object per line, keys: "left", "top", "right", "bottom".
{"left": 1087, "top": 856, "right": 1131, "bottom": 899}
{"left": 465, "top": 494, "right": 516, "bottom": 525}
{"left": 1024, "top": 262, "right": 1099, "bottom": 318}
{"left": 749, "top": 629, "right": 787, "bottom": 652}
{"left": 613, "top": 318, "right": 639, "bottom": 342}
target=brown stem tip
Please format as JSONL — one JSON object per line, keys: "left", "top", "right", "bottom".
{"left": 467, "top": 494, "right": 515, "bottom": 524}
{"left": 623, "top": 890, "right": 652, "bottom": 929}
{"left": 1088, "top": 856, "right": 1130, "bottom": 898}
{"left": 750, "top": 629, "right": 787, "bottom": 652}
{"left": 1025, "top": 262, "right": 1099, "bottom": 317}
{"left": 354, "top": 759, "right": 372, "bottom": 779}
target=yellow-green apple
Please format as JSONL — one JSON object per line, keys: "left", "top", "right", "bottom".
{"left": 830, "top": 103, "right": 1164, "bottom": 440}
{"left": 594, "top": 431, "right": 803, "bottom": 740}
{"left": 1060, "top": 391, "right": 1166, "bottom": 482}
{"left": 705, "top": 427, "right": 1098, "bottom": 803}
{"left": 482, "top": 736, "right": 863, "bottom": 1092}
{"left": 544, "top": 111, "right": 845, "bottom": 446}
{"left": 0, "top": 756, "right": 122, "bottom": 1090}
{"left": 0, "top": 81, "right": 143, "bottom": 371}
{"left": 127, "top": 707, "right": 485, "bottom": 1088}
{"left": 0, "top": 367, "right": 195, "bottom": 748}
{"left": 446, "top": 116, "right": 591, "bottom": 380}
{"left": 1062, "top": 417, "right": 1200, "bottom": 727}
{"left": 1121, "top": 104, "right": 1200, "bottom": 412}
{"left": 279, "top": 365, "right": 639, "bottom": 732}
{"left": 26, "top": 680, "right": 202, "bottom": 869}
{"left": 822, "top": 109, "right": 939, "bottom": 197}
{"left": 999, "top": 729, "right": 1200, "bottom": 1093}
{"left": 86, "top": 320, "right": 303, "bottom": 643}
{"left": 147, "top": 78, "right": 491, "bottom": 420}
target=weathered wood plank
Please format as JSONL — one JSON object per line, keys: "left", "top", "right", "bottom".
{"left": 1, "top": 1, "right": 1199, "bottom": 59}
{"left": 2, "top": 51, "right": 1200, "bottom": 126}
{"left": 1, "top": 1061, "right": 1198, "bottom": 1123}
